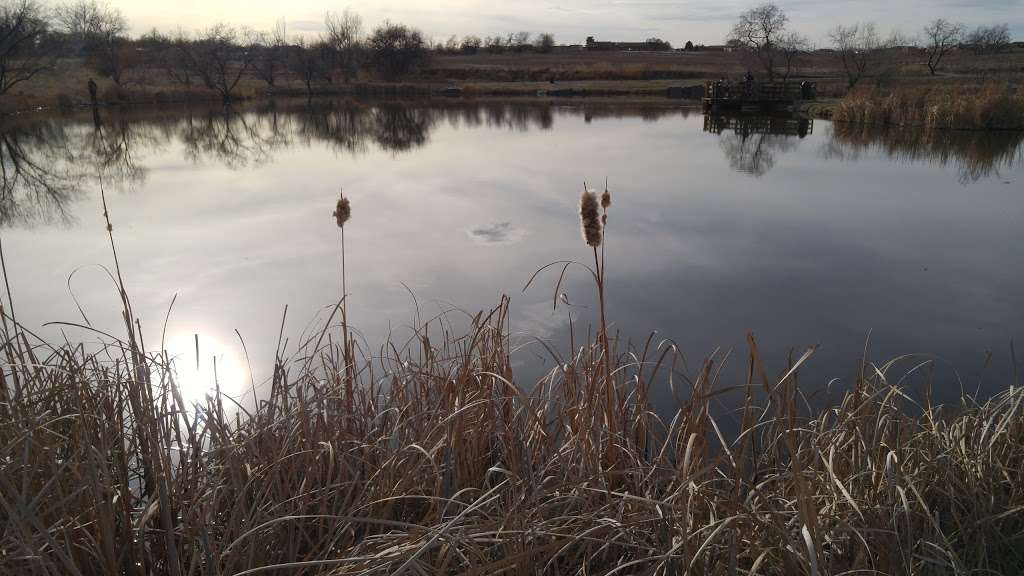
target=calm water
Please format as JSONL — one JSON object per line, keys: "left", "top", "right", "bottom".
{"left": 2, "top": 101, "right": 1022, "bottom": 407}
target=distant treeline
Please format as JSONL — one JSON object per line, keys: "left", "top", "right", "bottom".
{"left": 0, "top": 0, "right": 1021, "bottom": 108}
{"left": 0, "top": 1, "right": 439, "bottom": 102}
{"left": 725, "top": 3, "right": 1019, "bottom": 84}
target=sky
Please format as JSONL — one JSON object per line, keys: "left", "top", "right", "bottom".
{"left": 111, "top": 0, "right": 1024, "bottom": 47}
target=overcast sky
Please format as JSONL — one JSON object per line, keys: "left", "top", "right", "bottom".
{"left": 112, "top": 0, "right": 1024, "bottom": 47}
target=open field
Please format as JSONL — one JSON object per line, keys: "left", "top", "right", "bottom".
{"left": 430, "top": 49, "right": 1024, "bottom": 84}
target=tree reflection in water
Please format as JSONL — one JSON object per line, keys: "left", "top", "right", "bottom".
{"left": 1, "top": 103, "right": 1016, "bottom": 227}
{"left": 704, "top": 115, "right": 813, "bottom": 177}
{"left": 0, "top": 101, "right": 681, "bottom": 227}
{"left": 823, "top": 122, "right": 1024, "bottom": 184}
{"left": 0, "top": 121, "right": 82, "bottom": 226}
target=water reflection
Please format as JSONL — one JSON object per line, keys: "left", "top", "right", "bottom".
{"left": 2, "top": 101, "right": 1021, "bottom": 410}
{"left": 0, "top": 121, "right": 86, "bottom": 226}
{"left": 0, "top": 101, "right": 690, "bottom": 227}
{"left": 704, "top": 115, "right": 814, "bottom": 177}
{"left": 0, "top": 103, "right": 1020, "bottom": 228}
{"left": 825, "top": 123, "right": 1024, "bottom": 184}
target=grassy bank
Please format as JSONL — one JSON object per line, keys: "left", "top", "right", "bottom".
{"left": 833, "top": 85, "right": 1024, "bottom": 130}
{"left": 1, "top": 189, "right": 1023, "bottom": 576}
{"left": 5, "top": 49, "right": 1024, "bottom": 116}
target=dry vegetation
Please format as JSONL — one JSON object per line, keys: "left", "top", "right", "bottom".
{"left": 6, "top": 47, "right": 1024, "bottom": 115}
{"left": 1, "top": 186, "right": 1023, "bottom": 575}
{"left": 834, "top": 84, "right": 1024, "bottom": 130}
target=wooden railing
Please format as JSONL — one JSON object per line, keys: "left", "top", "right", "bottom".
{"left": 705, "top": 81, "right": 815, "bottom": 102}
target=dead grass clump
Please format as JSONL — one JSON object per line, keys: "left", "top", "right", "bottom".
{"left": 835, "top": 84, "right": 1024, "bottom": 130}
{"left": 3, "top": 300, "right": 1022, "bottom": 575}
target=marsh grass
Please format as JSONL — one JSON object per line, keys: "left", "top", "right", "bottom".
{"left": 1, "top": 185, "right": 1023, "bottom": 575}
{"left": 834, "top": 84, "right": 1024, "bottom": 130}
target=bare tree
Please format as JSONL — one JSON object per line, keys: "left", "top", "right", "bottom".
{"left": 183, "top": 24, "right": 256, "bottom": 103}
{"left": 165, "top": 30, "right": 196, "bottom": 87}
{"left": 325, "top": 9, "right": 363, "bottom": 81}
{"left": 442, "top": 34, "right": 459, "bottom": 54}
{"left": 460, "top": 35, "right": 481, "bottom": 54}
{"left": 510, "top": 31, "right": 531, "bottom": 53}
{"left": 829, "top": 23, "right": 903, "bottom": 88}
{"left": 922, "top": 18, "right": 964, "bottom": 75}
{"left": 777, "top": 32, "right": 810, "bottom": 81}
{"left": 0, "top": 0, "right": 51, "bottom": 96}
{"left": 55, "top": 0, "right": 135, "bottom": 85}
{"left": 288, "top": 37, "right": 332, "bottom": 98}
{"left": 54, "top": 0, "right": 116, "bottom": 45}
{"left": 484, "top": 35, "right": 505, "bottom": 54}
{"left": 966, "top": 24, "right": 1011, "bottom": 55}
{"left": 253, "top": 19, "right": 287, "bottom": 87}
{"left": 534, "top": 33, "right": 555, "bottom": 53}
{"left": 728, "top": 2, "right": 789, "bottom": 81}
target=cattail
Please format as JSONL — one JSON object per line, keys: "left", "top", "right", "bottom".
{"left": 333, "top": 191, "right": 351, "bottom": 228}
{"left": 601, "top": 182, "right": 611, "bottom": 224}
{"left": 580, "top": 188, "right": 602, "bottom": 247}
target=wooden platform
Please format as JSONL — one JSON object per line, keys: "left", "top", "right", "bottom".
{"left": 703, "top": 80, "right": 815, "bottom": 113}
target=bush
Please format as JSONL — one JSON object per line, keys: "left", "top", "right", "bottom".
{"left": 368, "top": 21, "right": 430, "bottom": 78}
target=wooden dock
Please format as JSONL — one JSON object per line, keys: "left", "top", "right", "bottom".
{"left": 703, "top": 80, "right": 815, "bottom": 113}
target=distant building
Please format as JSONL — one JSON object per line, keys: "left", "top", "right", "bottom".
{"left": 585, "top": 36, "right": 670, "bottom": 52}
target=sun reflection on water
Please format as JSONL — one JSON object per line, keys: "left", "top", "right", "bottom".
{"left": 163, "top": 331, "right": 247, "bottom": 405}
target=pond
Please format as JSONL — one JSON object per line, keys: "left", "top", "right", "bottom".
{"left": 2, "top": 100, "right": 1022, "bottom": 408}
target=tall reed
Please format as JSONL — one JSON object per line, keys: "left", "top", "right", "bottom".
{"left": 834, "top": 84, "right": 1024, "bottom": 131}
{"left": 1, "top": 182, "right": 1022, "bottom": 575}
{"left": 333, "top": 190, "right": 355, "bottom": 416}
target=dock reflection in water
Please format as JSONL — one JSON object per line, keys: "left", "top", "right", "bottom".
{"left": 703, "top": 115, "right": 814, "bottom": 176}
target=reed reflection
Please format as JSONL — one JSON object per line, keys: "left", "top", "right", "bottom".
{"left": 824, "top": 123, "right": 1024, "bottom": 184}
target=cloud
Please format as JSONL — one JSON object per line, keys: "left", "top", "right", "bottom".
{"left": 116, "top": 0, "right": 1024, "bottom": 46}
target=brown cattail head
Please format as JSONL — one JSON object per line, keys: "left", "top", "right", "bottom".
{"left": 601, "top": 181, "right": 611, "bottom": 210}
{"left": 580, "top": 188, "right": 602, "bottom": 247}
{"left": 333, "top": 191, "right": 351, "bottom": 228}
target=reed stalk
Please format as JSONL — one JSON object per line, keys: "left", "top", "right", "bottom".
{"left": 0, "top": 181, "right": 1021, "bottom": 576}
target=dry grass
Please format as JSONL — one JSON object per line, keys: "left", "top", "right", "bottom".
{"left": 4, "top": 48, "right": 1024, "bottom": 114}
{"left": 1, "top": 186, "right": 1023, "bottom": 575}
{"left": 834, "top": 84, "right": 1024, "bottom": 130}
